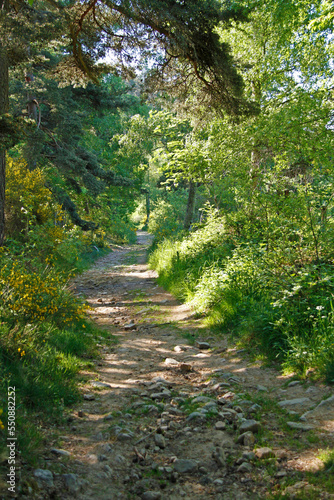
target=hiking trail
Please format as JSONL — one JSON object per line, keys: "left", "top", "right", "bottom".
{"left": 30, "top": 232, "right": 334, "bottom": 499}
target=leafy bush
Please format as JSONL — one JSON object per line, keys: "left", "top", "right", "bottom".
{"left": 150, "top": 211, "right": 233, "bottom": 299}
{"left": 148, "top": 196, "right": 186, "bottom": 242}
{"left": 6, "top": 157, "right": 56, "bottom": 238}
{"left": 0, "top": 249, "right": 87, "bottom": 326}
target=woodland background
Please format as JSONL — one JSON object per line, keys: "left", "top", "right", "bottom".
{"left": 0, "top": 0, "right": 333, "bottom": 462}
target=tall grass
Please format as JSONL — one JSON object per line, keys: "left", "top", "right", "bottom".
{"left": 0, "top": 236, "right": 115, "bottom": 463}
{"left": 149, "top": 214, "right": 334, "bottom": 383}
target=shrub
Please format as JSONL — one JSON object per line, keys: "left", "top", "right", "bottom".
{"left": 148, "top": 199, "right": 184, "bottom": 241}
{"left": 6, "top": 157, "right": 55, "bottom": 238}
{"left": 0, "top": 252, "right": 87, "bottom": 326}
{"left": 150, "top": 213, "right": 334, "bottom": 380}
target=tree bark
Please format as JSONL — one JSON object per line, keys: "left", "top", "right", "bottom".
{"left": 0, "top": 43, "right": 9, "bottom": 246}
{"left": 0, "top": 0, "right": 9, "bottom": 246}
{"left": 184, "top": 180, "right": 196, "bottom": 230}
{"left": 145, "top": 190, "right": 150, "bottom": 225}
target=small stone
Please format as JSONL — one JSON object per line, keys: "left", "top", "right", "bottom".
{"left": 103, "top": 464, "right": 113, "bottom": 474}
{"left": 255, "top": 447, "right": 275, "bottom": 459}
{"left": 152, "top": 376, "right": 168, "bottom": 384}
{"left": 215, "top": 421, "right": 226, "bottom": 431}
{"left": 144, "top": 405, "right": 161, "bottom": 414}
{"left": 195, "top": 341, "right": 211, "bottom": 350}
{"left": 154, "top": 434, "right": 166, "bottom": 449}
{"left": 90, "top": 381, "right": 112, "bottom": 388}
{"left": 174, "top": 345, "right": 187, "bottom": 352}
{"left": 287, "top": 422, "right": 314, "bottom": 431}
{"left": 62, "top": 473, "right": 81, "bottom": 493}
{"left": 316, "top": 395, "right": 334, "bottom": 408}
{"left": 83, "top": 393, "right": 95, "bottom": 401}
{"left": 237, "top": 400, "right": 253, "bottom": 407}
{"left": 237, "top": 462, "right": 252, "bottom": 473}
{"left": 242, "top": 451, "right": 255, "bottom": 461}
{"left": 248, "top": 404, "right": 261, "bottom": 414}
{"left": 203, "top": 402, "right": 218, "bottom": 411}
{"left": 275, "top": 449, "right": 288, "bottom": 460}
{"left": 151, "top": 392, "right": 168, "bottom": 400}
{"left": 33, "top": 469, "right": 54, "bottom": 488}
{"left": 141, "top": 492, "right": 162, "bottom": 500}
{"left": 236, "top": 431, "right": 255, "bottom": 446}
{"left": 199, "top": 476, "right": 212, "bottom": 485}
{"left": 192, "top": 396, "right": 214, "bottom": 404}
{"left": 186, "top": 411, "right": 206, "bottom": 422}
{"left": 124, "top": 323, "right": 137, "bottom": 330}
{"left": 288, "top": 381, "right": 301, "bottom": 387}
{"left": 239, "top": 420, "right": 261, "bottom": 433}
{"left": 114, "top": 454, "right": 126, "bottom": 464}
{"left": 50, "top": 448, "right": 71, "bottom": 457}
{"left": 276, "top": 471, "right": 287, "bottom": 478}
{"left": 101, "top": 443, "right": 113, "bottom": 454}
{"left": 180, "top": 363, "right": 192, "bottom": 372}
{"left": 164, "top": 358, "right": 179, "bottom": 366}
{"left": 256, "top": 385, "right": 268, "bottom": 392}
{"left": 278, "top": 398, "right": 311, "bottom": 408}
{"left": 283, "top": 481, "right": 309, "bottom": 496}
{"left": 213, "top": 479, "right": 224, "bottom": 486}
{"left": 92, "top": 432, "right": 104, "bottom": 441}
{"left": 221, "top": 391, "right": 235, "bottom": 400}
{"left": 117, "top": 433, "right": 133, "bottom": 441}
{"left": 212, "top": 446, "right": 225, "bottom": 467}
{"left": 174, "top": 459, "right": 198, "bottom": 473}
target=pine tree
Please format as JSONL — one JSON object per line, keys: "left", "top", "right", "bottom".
{"left": 0, "top": 0, "right": 257, "bottom": 244}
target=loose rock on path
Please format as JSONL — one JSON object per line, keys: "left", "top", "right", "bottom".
{"left": 27, "top": 232, "right": 334, "bottom": 499}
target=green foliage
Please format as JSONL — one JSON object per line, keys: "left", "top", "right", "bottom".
{"left": 147, "top": 191, "right": 189, "bottom": 241}
{"left": 0, "top": 317, "right": 101, "bottom": 459}
{"left": 150, "top": 201, "right": 334, "bottom": 381}
{"left": 149, "top": 210, "right": 233, "bottom": 300}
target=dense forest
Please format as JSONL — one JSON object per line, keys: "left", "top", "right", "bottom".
{"left": 0, "top": 0, "right": 334, "bottom": 486}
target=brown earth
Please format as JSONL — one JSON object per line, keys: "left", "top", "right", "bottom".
{"left": 16, "top": 232, "right": 334, "bottom": 499}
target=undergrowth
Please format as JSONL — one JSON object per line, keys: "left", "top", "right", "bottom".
{"left": 149, "top": 211, "right": 334, "bottom": 383}
{"left": 0, "top": 234, "right": 114, "bottom": 465}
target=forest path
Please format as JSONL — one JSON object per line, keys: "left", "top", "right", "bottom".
{"left": 45, "top": 232, "right": 334, "bottom": 499}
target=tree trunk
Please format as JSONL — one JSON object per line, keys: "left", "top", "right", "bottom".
{"left": 0, "top": 0, "right": 9, "bottom": 246}
{"left": 145, "top": 190, "right": 150, "bottom": 225}
{"left": 0, "top": 43, "right": 9, "bottom": 246}
{"left": 184, "top": 180, "right": 196, "bottom": 230}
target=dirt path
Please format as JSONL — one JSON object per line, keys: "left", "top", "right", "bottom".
{"left": 34, "top": 232, "right": 334, "bottom": 499}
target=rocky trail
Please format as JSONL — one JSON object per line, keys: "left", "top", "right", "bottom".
{"left": 27, "top": 232, "right": 334, "bottom": 499}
